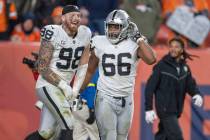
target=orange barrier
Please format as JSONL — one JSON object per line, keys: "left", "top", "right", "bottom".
{"left": 0, "top": 42, "right": 40, "bottom": 140}
{"left": 0, "top": 42, "right": 209, "bottom": 140}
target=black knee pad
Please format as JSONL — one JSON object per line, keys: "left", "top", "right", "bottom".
{"left": 24, "top": 131, "right": 46, "bottom": 140}
{"left": 59, "top": 129, "right": 73, "bottom": 140}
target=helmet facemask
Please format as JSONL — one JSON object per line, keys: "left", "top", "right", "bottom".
{"left": 105, "top": 23, "right": 122, "bottom": 44}
{"left": 105, "top": 10, "right": 130, "bottom": 44}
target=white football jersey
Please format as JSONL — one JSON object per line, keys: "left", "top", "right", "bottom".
{"left": 36, "top": 25, "right": 91, "bottom": 88}
{"left": 92, "top": 36, "right": 139, "bottom": 97}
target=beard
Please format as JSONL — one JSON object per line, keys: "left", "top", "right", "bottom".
{"left": 65, "top": 21, "right": 80, "bottom": 33}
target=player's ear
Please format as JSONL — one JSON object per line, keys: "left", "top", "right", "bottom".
{"left": 61, "top": 15, "right": 65, "bottom": 23}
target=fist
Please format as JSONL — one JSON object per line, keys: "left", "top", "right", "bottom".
{"left": 58, "top": 80, "right": 73, "bottom": 101}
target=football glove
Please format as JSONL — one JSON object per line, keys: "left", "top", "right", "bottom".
{"left": 86, "top": 109, "right": 96, "bottom": 124}
{"left": 127, "top": 22, "right": 148, "bottom": 44}
{"left": 58, "top": 80, "right": 73, "bottom": 101}
{"left": 192, "top": 94, "right": 203, "bottom": 107}
{"left": 145, "top": 110, "right": 157, "bottom": 124}
{"left": 127, "top": 22, "right": 142, "bottom": 42}
{"left": 35, "top": 100, "right": 44, "bottom": 110}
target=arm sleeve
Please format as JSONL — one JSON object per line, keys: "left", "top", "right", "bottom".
{"left": 145, "top": 63, "right": 161, "bottom": 111}
{"left": 81, "top": 70, "right": 99, "bottom": 109}
{"left": 91, "top": 68, "right": 99, "bottom": 84}
{"left": 186, "top": 68, "right": 201, "bottom": 97}
{"left": 72, "top": 64, "right": 88, "bottom": 95}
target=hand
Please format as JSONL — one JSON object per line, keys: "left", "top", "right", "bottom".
{"left": 58, "top": 80, "right": 73, "bottom": 101}
{"left": 71, "top": 95, "right": 83, "bottom": 111}
{"left": 127, "top": 22, "right": 142, "bottom": 42}
{"left": 35, "top": 100, "right": 44, "bottom": 110}
{"left": 145, "top": 110, "right": 157, "bottom": 124}
{"left": 86, "top": 109, "right": 95, "bottom": 124}
{"left": 72, "top": 90, "right": 79, "bottom": 101}
{"left": 192, "top": 94, "right": 203, "bottom": 107}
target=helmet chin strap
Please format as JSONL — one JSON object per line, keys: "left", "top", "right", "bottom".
{"left": 106, "top": 24, "right": 129, "bottom": 45}
{"left": 108, "top": 35, "right": 128, "bottom": 45}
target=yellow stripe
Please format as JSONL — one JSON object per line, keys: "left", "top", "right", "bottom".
{"left": 87, "top": 83, "right": 96, "bottom": 87}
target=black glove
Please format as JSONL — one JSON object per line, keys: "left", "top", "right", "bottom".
{"left": 127, "top": 22, "right": 142, "bottom": 42}
{"left": 86, "top": 109, "right": 95, "bottom": 125}
{"left": 22, "top": 52, "right": 39, "bottom": 69}
{"left": 22, "top": 57, "right": 36, "bottom": 69}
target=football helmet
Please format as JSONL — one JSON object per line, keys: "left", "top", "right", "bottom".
{"left": 105, "top": 10, "right": 130, "bottom": 44}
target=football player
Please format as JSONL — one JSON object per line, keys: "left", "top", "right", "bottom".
{"left": 81, "top": 10, "right": 156, "bottom": 140}
{"left": 25, "top": 5, "right": 91, "bottom": 140}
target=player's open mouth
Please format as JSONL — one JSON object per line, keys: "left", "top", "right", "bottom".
{"left": 71, "top": 22, "right": 79, "bottom": 26}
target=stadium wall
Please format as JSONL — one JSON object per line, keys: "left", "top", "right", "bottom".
{"left": 0, "top": 43, "right": 209, "bottom": 140}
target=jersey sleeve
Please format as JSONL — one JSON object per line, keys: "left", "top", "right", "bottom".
{"left": 84, "top": 27, "right": 92, "bottom": 47}
{"left": 91, "top": 36, "right": 99, "bottom": 58}
{"left": 79, "top": 25, "right": 92, "bottom": 47}
{"left": 40, "top": 25, "right": 57, "bottom": 42}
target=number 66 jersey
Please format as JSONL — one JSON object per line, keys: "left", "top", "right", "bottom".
{"left": 36, "top": 25, "right": 91, "bottom": 88}
{"left": 92, "top": 35, "right": 139, "bottom": 97}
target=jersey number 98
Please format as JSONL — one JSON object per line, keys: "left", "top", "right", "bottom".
{"left": 40, "top": 27, "right": 54, "bottom": 40}
{"left": 56, "top": 47, "right": 84, "bottom": 69}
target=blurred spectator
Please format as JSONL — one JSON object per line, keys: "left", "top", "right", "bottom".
{"left": 32, "top": 0, "right": 61, "bottom": 28}
{"left": 50, "top": 5, "right": 89, "bottom": 26}
{"left": 207, "top": 1, "right": 210, "bottom": 18}
{"left": 161, "top": 0, "right": 209, "bottom": 19}
{"left": 122, "top": 0, "right": 162, "bottom": 44}
{"left": 14, "top": 0, "right": 37, "bottom": 16}
{"left": 78, "top": 0, "right": 118, "bottom": 35}
{"left": 80, "top": 7, "right": 89, "bottom": 26}
{"left": 49, "top": 4, "right": 90, "bottom": 26}
{"left": 0, "top": 0, "right": 17, "bottom": 40}
{"left": 156, "top": 0, "right": 209, "bottom": 48}
{"left": 50, "top": 6, "right": 63, "bottom": 25}
{"left": 10, "top": 13, "right": 40, "bottom": 42}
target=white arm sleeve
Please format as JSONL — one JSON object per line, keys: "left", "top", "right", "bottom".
{"left": 72, "top": 64, "right": 88, "bottom": 96}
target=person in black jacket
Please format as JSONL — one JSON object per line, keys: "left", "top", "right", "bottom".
{"left": 144, "top": 37, "right": 203, "bottom": 140}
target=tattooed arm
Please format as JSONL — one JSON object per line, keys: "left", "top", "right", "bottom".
{"left": 37, "top": 39, "right": 61, "bottom": 86}
{"left": 37, "top": 39, "right": 73, "bottom": 98}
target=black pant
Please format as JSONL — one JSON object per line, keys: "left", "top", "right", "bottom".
{"left": 0, "top": 31, "right": 9, "bottom": 40}
{"left": 155, "top": 115, "right": 184, "bottom": 140}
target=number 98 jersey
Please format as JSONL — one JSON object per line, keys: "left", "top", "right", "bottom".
{"left": 36, "top": 25, "right": 91, "bottom": 88}
{"left": 92, "top": 35, "right": 139, "bottom": 97}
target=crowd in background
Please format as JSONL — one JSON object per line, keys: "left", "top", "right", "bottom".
{"left": 0, "top": 0, "right": 209, "bottom": 48}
